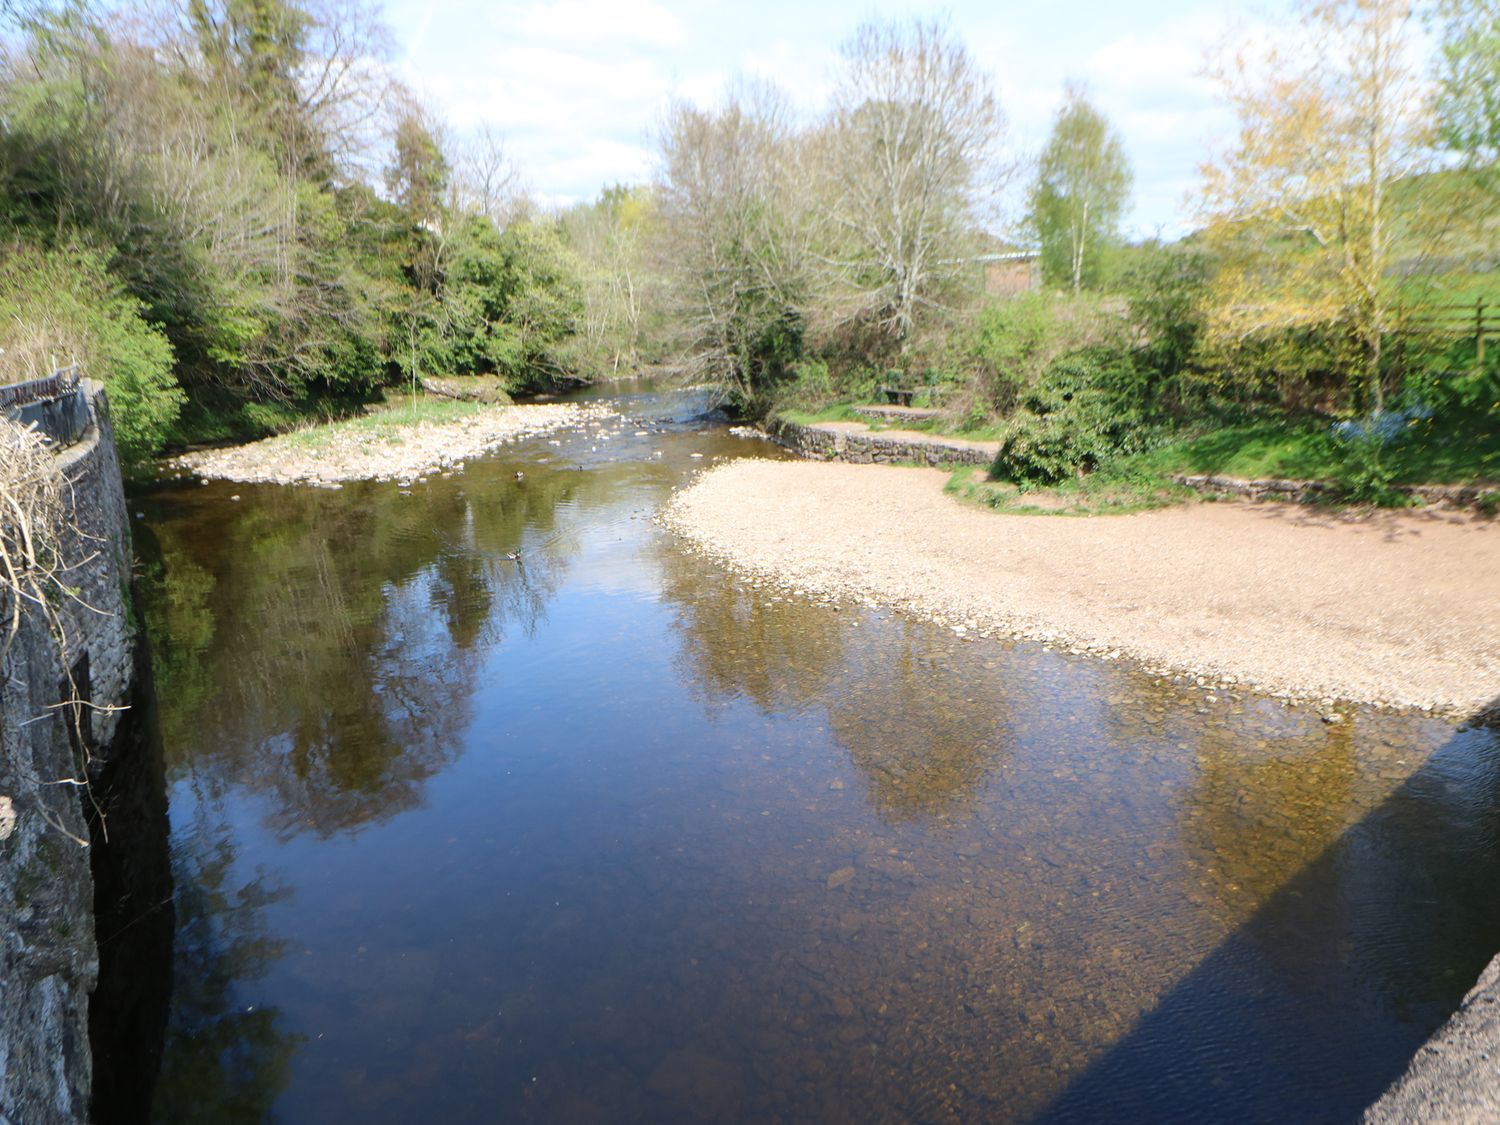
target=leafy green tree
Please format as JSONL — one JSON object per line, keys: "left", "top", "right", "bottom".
{"left": 1029, "top": 85, "right": 1132, "bottom": 294}
{"left": 1433, "top": 0, "right": 1500, "bottom": 165}
{"left": 0, "top": 241, "right": 182, "bottom": 461}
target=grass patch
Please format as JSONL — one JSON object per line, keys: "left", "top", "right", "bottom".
{"left": 277, "top": 394, "right": 486, "bottom": 450}
{"left": 166, "top": 389, "right": 374, "bottom": 449}
{"left": 777, "top": 402, "right": 1007, "bottom": 441}
{"left": 1134, "top": 414, "right": 1500, "bottom": 486}
{"left": 777, "top": 403, "right": 864, "bottom": 425}
{"left": 946, "top": 465, "right": 1195, "bottom": 517}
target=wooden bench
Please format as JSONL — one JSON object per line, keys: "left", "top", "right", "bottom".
{"left": 876, "top": 384, "right": 912, "bottom": 411}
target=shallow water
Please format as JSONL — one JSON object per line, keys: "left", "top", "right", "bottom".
{"left": 109, "top": 383, "right": 1500, "bottom": 1123}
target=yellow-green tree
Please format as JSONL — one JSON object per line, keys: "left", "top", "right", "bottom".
{"left": 1434, "top": 0, "right": 1500, "bottom": 165}
{"left": 1029, "top": 84, "right": 1132, "bottom": 294}
{"left": 1199, "top": 0, "right": 1435, "bottom": 412}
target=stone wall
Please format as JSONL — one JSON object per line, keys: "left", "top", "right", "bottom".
{"left": 1173, "top": 472, "right": 1500, "bottom": 511}
{"left": 1, "top": 382, "right": 135, "bottom": 1124}
{"left": 768, "top": 418, "right": 997, "bottom": 468}
{"left": 1364, "top": 953, "right": 1500, "bottom": 1122}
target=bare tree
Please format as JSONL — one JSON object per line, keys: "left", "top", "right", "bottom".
{"left": 654, "top": 81, "right": 810, "bottom": 409}
{"left": 818, "top": 17, "right": 1010, "bottom": 351}
{"left": 451, "top": 123, "right": 522, "bottom": 226}
{"left": 561, "top": 185, "right": 654, "bottom": 372}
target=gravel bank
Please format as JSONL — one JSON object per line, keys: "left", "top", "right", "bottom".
{"left": 663, "top": 460, "right": 1500, "bottom": 716}
{"left": 174, "top": 403, "right": 610, "bottom": 485}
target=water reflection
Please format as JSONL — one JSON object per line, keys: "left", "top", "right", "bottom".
{"left": 135, "top": 465, "right": 583, "bottom": 838}
{"left": 1037, "top": 707, "right": 1500, "bottom": 1123}
{"left": 660, "top": 548, "right": 1012, "bottom": 822}
{"left": 151, "top": 792, "right": 301, "bottom": 1122}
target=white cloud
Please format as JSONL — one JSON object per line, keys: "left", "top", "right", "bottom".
{"left": 507, "top": 0, "right": 688, "bottom": 49}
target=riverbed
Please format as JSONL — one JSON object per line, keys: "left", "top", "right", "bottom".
{"left": 104, "top": 381, "right": 1500, "bottom": 1123}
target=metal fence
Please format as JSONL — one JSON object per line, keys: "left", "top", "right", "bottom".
{"left": 0, "top": 364, "right": 81, "bottom": 409}
{"left": 1, "top": 365, "right": 89, "bottom": 447}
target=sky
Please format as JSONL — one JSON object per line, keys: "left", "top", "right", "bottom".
{"left": 382, "top": 0, "right": 1303, "bottom": 239}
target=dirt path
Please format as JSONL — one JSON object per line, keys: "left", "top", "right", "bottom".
{"left": 663, "top": 460, "right": 1500, "bottom": 717}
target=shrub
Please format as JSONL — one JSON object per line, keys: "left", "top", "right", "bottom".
{"left": 992, "top": 347, "right": 1163, "bottom": 484}
{"left": 0, "top": 240, "right": 181, "bottom": 462}
{"left": 776, "top": 359, "right": 834, "bottom": 411}
{"left": 1121, "top": 245, "right": 1211, "bottom": 393}
{"left": 961, "top": 292, "right": 1121, "bottom": 413}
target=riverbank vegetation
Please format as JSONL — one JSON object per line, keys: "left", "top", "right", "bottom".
{"left": 647, "top": 2, "right": 1498, "bottom": 504}
{"left": 0, "top": 0, "right": 605, "bottom": 462}
{"left": 1, "top": 0, "right": 1495, "bottom": 496}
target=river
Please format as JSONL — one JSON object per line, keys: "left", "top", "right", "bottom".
{"left": 102, "top": 381, "right": 1500, "bottom": 1123}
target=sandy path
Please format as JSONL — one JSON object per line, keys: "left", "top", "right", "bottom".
{"left": 663, "top": 460, "right": 1500, "bottom": 717}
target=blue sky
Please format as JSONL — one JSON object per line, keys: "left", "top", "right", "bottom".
{"left": 384, "top": 0, "right": 1302, "bottom": 237}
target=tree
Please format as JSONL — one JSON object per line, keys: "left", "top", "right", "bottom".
{"left": 385, "top": 94, "right": 449, "bottom": 227}
{"left": 451, "top": 123, "right": 521, "bottom": 226}
{"left": 561, "top": 184, "right": 656, "bottom": 373}
{"left": 655, "top": 82, "right": 809, "bottom": 412}
{"left": 1199, "top": 0, "right": 1435, "bottom": 413}
{"left": 1029, "top": 85, "right": 1132, "bottom": 294}
{"left": 820, "top": 17, "right": 1008, "bottom": 352}
{"left": 1433, "top": 0, "right": 1500, "bottom": 165}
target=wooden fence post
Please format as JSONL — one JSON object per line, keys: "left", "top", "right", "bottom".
{"left": 1479, "top": 298, "right": 1487, "bottom": 369}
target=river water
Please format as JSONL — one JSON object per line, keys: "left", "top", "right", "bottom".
{"left": 110, "top": 382, "right": 1500, "bottom": 1123}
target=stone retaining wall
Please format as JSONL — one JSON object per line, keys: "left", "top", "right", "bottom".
{"left": 1174, "top": 473, "right": 1500, "bottom": 510}
{"left": 1, "top": 381, "right": 135, "bottom": 1123}
{"left": 1364, "top": 953, "right": 1500, "bottom": 1122}
{"left": 768, "top": 417, "right": 996, "bottom": 468}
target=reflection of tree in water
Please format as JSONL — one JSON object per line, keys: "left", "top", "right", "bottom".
{"left": 1177, "top": 716, "right": 1359, "bottom": 928}
{"left": 657, "top": 550, "right": 847, "bottom": 715}
{"left": 137, "top": 467, "right": 584, "bottom": 839}
{"left": 658, "top": 546, "right": 1010, "bottom": 821}
{"left": 823, "top": 625, "right": 1011, "bottom": 822}
{"left": 1166, "top": 693, "right": 1500, "bottom": 1025}
{"left": 150, "top": 790, "right": 301, "bottom": 1123}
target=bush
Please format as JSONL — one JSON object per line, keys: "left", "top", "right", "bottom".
{"left": 967, "top": 293, "right": 1067, "bottom": 410}
{"left": 1121, "top": 245, "right": 1211, "bottom": 393}
{"left": 0, "top": 240, "right": 182, "bottom": 462}
{"left": 776, "top": 359, "right": 834, "bottom": 411}
{"left": 992, "top": 347, "right": 1163, "bottom": 484}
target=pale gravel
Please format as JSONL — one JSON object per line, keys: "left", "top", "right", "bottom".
{"left": 174, "top": 403, "right": 611, "bottom": 486}
{"left": 663, "top": 459, "right": 1500, "bottom": 717}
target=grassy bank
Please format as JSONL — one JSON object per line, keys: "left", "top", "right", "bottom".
{"left": 275, "top": 396, "right": 486, "bottom": 450}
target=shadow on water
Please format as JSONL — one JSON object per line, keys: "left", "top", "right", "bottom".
{"left": 89, "top": 627, "right": 303, "bottom": 1124}
{"left": 87, "top": 640, "right": 175, "bottom": 1124}
{"left": 1033, "top": 699, "right": 1500, "bottom": 1124}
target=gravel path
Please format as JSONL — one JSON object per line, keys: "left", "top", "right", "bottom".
{"left": 174, "top": 403, "right": 611, "bottom": 485}
{"left": 813, "top": 420, "right": 1002, "bottom": 455}
{"left": 663, "top": 460, "right": 1500, "bottom": 717}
